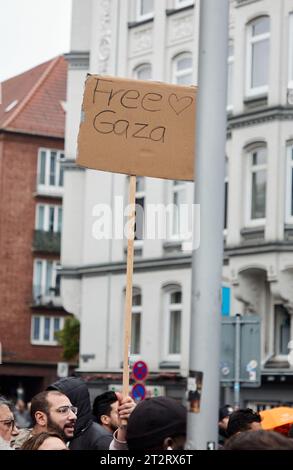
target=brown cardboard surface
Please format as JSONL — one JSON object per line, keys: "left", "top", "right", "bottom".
{"left": 76, "top": 75, "right": 197, "bottom": 181}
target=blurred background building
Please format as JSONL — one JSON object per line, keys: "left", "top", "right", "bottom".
{"left": 0, "top": 56, "right": 73, "bottom": 399}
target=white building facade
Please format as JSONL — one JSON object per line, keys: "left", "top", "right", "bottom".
{"left": 62, "top": 0, "right": 293, "bottom": 407}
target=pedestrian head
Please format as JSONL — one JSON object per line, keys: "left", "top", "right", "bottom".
{"left": 30, "top": 390, "right": 77, "bottom": 440}
{"left": 219, "top": 404, "right": 234, "bottom": 430}
{"left": 225, "top": 429, "right": 293, "bottom": 450}
{"left": 0, "top": 396, "right": 19, "bottom": 444}
{"left": 21, "top": 431, "right": 68, "bottom": 450}
{"left": 92, "top": 391, "right": 119, "bottom": 432}
{"left": 126, "top": 396, "right": 187, "bottom": 451}
{"left": 227, "top": 408, "right": 262, "bottom": 437}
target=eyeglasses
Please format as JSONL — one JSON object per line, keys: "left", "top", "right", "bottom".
{"left": 0, "top": 419, "right": 15, "bottom": 428}
{"left": 55, "top": 405, "right": 78, "bottom": 416}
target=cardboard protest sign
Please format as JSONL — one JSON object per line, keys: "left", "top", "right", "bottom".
{"left": 77, "top": 75, "right": 196, "bottom": 181}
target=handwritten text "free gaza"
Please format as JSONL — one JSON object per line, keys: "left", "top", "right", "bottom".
{"left": 91, "top": 78, "right": 194, "bottom": 144}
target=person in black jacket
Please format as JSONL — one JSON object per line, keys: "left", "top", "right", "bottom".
{"left": 47, "top": 376, "right": 135, "bottom": 450}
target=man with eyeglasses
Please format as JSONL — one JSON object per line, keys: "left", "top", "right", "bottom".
{"left": 0, "top": 396, "right": 19, "bottom": 450}
{"left": 47, "top": 377, "right": 136, "bottom": 450}
{"left": 12, "top": 390, "right": 77, "bottom": 449}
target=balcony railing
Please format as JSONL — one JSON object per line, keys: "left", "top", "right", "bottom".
{"left": 33, "top": 230, "right": 61, "bottom": 254}
{"left": 32, "top": 285, "right": 61, "bottom": 307}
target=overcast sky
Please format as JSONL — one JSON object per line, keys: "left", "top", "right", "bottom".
{"left": 0, "top": 0, "right": 72, "bottom": 82}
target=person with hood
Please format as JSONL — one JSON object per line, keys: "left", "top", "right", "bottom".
{"left": 47, "top": 376, "right": 135, "bottom": 450}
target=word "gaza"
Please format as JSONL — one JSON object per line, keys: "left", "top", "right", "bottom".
{"left": 93, "top": 110, "right": 166, "bottom": 143}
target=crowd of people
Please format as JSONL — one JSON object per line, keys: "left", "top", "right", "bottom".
{"left": 1, "top": 377, "right": 293, "bottom": 450}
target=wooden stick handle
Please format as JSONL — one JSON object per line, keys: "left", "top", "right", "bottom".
{"left": 122, "top": 175, "right": 136, "bottom": 398}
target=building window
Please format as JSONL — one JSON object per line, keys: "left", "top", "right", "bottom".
{"left": 131, "top": 290, "right": 142, "bottom": 355}
{"left": 286, "top": 144, "right": 293, "bottom": 222}
{"left": 227, "top": 43, "right": 234, "bottom": 110}
{"left": 163, "top": 288, "right": 182, "bottom": 361}
{"left": 36, "top": 204, "right": 62, "bottom": 232}
{"left": 289, "top": 13, "right": 293, "bottom": 88}
{"left": 170, "top": 180, "right": 186, "bottom": 238}
{"left": 37, "top": 148, "right": 64, "bottom": 195}
{"left": 224, "top": 159, "right": 229, "bottom": 230}
{"left": 246, "top": 146, "right": 267, "bottom": 224}
{"left": 172, "top": 53, "right": 193, "bottom": 85}
{"left": 136, "top": 0, "right": 154, "bottom": 21}
{"left": 135, "top": 177, "right": 145, "bottom": 241}
{"left": 31, "top": 315, "right": 64, "bottom": 345}
{"left": 175, "top": 0, "right": 194, "bottom": 9}
{"left": 274, "top": 306, "right": 290, "bottom": 356}
{"left": 33, "top": 259, "right": 60, "bottom": 303}
{"left": 133, "top": 63, "right": 152, "bottom": 81}
{"left": 246, "top": 16, "right": 270, "bottom": 96}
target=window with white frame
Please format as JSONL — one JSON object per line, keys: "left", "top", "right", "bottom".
{"left": 175, "top": 0, "right": 194, "bottom": 9}
{"left": 36, "top": 204, "right": 62, "bottom": 232}
{"left": 246, "top": 146, "right": 267, "bottom": 224}
{"left": 274, "top": 305, "right": 290, "bottom": 356}
{"left": 289, "top": 13, "right": 293, "bottom": 88}
{"left": 31, "top": 315, "right": 64, "bottom": 345}
{"left": 133, "top": 63, "right": 152, "bottom": 81}
{"left": 224, "top": 159, "right": 229, "bottom": 230}
{"left": 135, "top": 177, "right": 145, "bottom": 241}
{"left": 227, "top": 43, "right": 234, "bottom": 110}
{"left": 246, "top": 16, "right": 270, "bottom": 96}
{"left": 172, "top": 53, "right": 193, "bottom": 85}
{"left": 286, "top": 144, "right": 293, "bottom": 222}
{"left": 33, "top": 259, "right": 61, "bottom": 302}
{"left": 37, "top": 148, "right": 64, "bottom": 195}
{"left": 170, "top": 180, "right": 186, "bottom": 238}
{"left": 136, "top": 0, "right": 154, "bottom": 21}
{"left": 164, "top": 289, "right": 182, "bottom": 360}
{"left": 131, "top": 290, "right": 142, "bottom": 355}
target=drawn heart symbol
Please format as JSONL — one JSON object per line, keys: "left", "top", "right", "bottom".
{"left": 168, "top": 94, "right": 193, "bottom": 116}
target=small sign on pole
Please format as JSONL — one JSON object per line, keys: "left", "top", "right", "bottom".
{"left": 132, "top": 360, "right": 148, "bottom": 381}
{"left": 131, "top": 383, "right": 146, "bottom": 402}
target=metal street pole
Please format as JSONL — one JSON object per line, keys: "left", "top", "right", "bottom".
{"left": 234, "top": 314, "right": 242, "bottom": 409}
{"left": 187, "top": 0, "right": 229, "bottom": 450}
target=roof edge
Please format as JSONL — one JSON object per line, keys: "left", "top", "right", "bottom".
{"left": 2, "top": 56, "right": 62, "bottom": 129}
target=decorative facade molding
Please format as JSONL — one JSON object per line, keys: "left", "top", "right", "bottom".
{"left": 228, "top": 106, "right": 293, "bottom": 130}
{"left": 226, "top": 242, "right": 293, "bottom": 257}
{"left": 131, "top": 26, "right": 153, "bottom": 55}
{"left": 64, "top": 52, "right": 90, "bottom": 70}
{"left": 236, "top": 0, "right": 261, "bottom": 7}
{"left": 61, "top": 255, "right": 193, "bottom": 278}
{"left": 98, "top": 0, "right": 112, "bottom": 74}
{"left": 169, "top": 14, "right": 194, "bottom": 43}
{"left": 233, "top": 268, "right": 266, "bottom": 314}
{"left": 269, "top": 269, "right": 293, "bottom": 315}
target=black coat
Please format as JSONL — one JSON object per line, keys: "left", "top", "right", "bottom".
{"left": 47, "top": 377, "right": 112, "bottom": 450}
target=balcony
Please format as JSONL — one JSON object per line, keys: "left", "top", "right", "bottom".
{"left": 33, "top": 230, "right": 61, "bottom": 254}
{"left": 32, "top": 285, "right": 62, "bottom": 308}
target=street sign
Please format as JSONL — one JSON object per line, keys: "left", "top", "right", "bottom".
{"left": 57, "top": 362, "right": 69, "bottom": 378}
{"left": 132, "top": 360, "right": 148, "bottom": 381}
{"left": 108, "top": 384, "right": 165, "bottom": 398}
{"left": 221, "top": 314, "right": 261, "bottom": 387}
{"left": 131, "top": 383, "right": 146, "bottom": 401}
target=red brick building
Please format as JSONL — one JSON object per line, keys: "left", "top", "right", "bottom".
{"left": 0, "top": 56, "right": 73, "bottom": 400}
